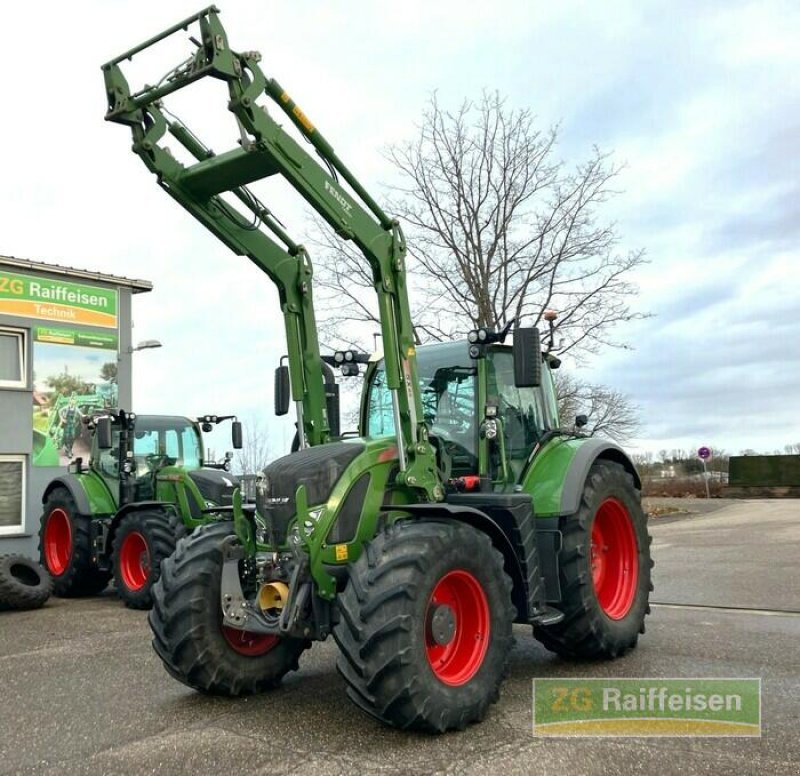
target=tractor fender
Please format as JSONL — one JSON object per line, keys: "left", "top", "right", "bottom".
{"left": 42, "top": 475, "right": 92, "bottom": 515}
{"left": 559, "top": 439, "right": 641, "bottom": 516}
{"left": 395, "top": 503, "right": 532, "bottom": 622}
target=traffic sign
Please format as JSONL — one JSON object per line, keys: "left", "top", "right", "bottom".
{"left": 698, "top": 446, "right": 712, "bottom": 461}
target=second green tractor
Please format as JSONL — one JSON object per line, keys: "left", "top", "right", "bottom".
{"left": 39, "top": 410, "right": 243, "bottom": 609}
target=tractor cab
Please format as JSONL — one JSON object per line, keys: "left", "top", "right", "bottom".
{"left": 90, "top": 412, "right": 242, "bottom": 513}
{"left": 361, "top": 337, "right": 561, "bottom": 490}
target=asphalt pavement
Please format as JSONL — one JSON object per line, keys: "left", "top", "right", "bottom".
{"left": 1, "top": 499, "right": 798, "bottom": 775}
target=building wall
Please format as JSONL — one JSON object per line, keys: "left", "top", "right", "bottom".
{"left": 0, "top": 268, "right": 137, "bottom": 559}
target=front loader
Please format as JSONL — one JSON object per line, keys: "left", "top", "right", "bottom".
{"left": 103, "top": 7, "right": 652, "bottom": 732}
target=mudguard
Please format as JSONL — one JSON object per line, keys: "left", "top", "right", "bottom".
{"left": 558, "top": 438, "right": 641, "bottom": 516}
{"left": 524, "top": 437, "right": 640, "bottom": 518}
{"left": 42, "top": 474, "right": 116, "bottom": 516}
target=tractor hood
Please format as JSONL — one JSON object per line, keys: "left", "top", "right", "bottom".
{"left": 256, "top": 441, "right": 366, "bottom": 543}
{"left": 187, "top": 469, "right": 239, "bottom": 507}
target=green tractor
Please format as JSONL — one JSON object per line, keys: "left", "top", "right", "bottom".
{"left": 39, "top": 410, "right": 244, "bottom": 609}
{"left": 103, "top": 8, "right": 652, "bottom": 732}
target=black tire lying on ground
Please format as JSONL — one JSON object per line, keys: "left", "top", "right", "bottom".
{"left": 0, "top": 554, "right": 53, "bottom": 611}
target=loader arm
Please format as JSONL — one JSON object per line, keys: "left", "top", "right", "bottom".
{"left": 102, "top": 6, "right": 441, "bottom": 499}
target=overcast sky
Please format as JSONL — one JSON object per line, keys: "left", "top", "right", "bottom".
{"left": 2, "top": 0, "right": 798, "bottom": 459}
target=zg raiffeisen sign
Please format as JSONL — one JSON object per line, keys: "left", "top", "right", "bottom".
{"left": 0, "top": 270, "right": 118, "bottom": 330}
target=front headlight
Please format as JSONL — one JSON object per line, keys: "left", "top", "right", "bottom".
{"left": 288, "top": 524, "right": 302, "bottom": 549}
{"left": 301, "top": 508, "right": 326, "bottom": 538}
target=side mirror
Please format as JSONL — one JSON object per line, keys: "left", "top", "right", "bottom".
{"left": 231, "top": 420, "right": 243, "bottom": 450}
{"left": 96, "top": 416, "right": 113, "bottom": 450}
{"left": 327, "top": 383, "right": 341, "bottom": 438}
{"left": 575, "top": 414, "right": 589, "bottom": 429}
{"left": 274, "top": 365, "right": 290, "bottom": 416}
{"left": 321, "top": 361, "right": 341, "bottom": 439}
{"left": 513, "top": 327, "right": 542, "bottom": 387}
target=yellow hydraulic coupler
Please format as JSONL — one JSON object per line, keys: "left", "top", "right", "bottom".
{"left": 257, "top": 581, "right": 290, "bottom": 612}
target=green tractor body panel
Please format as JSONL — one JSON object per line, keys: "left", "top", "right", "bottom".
{"left": 256, "top": 436, "right": 403, "bottom": 599}
{"left": 522, "top": 437, "right": 583, "bottom": 517}
{"left": 43, "top": 471, "right": 117, "bottom": 516}
{"left": 76, "top": 470, "right": 118, "bottom": 515}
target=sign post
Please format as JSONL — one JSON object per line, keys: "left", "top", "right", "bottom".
{"left": 698, "top": 446, "right": 712, "bottom": 499}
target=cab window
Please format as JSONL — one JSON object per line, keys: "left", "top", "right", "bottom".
{"left": 487, "top": 351, "right": 553, "bottom": 460}
{"left": 367, "top": 358, "right": 478, "bottom": 474}
{"left": 133, "top": 430, "right": 159, "bottom": 456}
{"left": 368, "top": 364, "right": 476, "bottom": 445}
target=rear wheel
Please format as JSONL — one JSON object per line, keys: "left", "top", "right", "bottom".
{"left": 148, "top": 521, "right": 308, "bottom": 695}
{"left": 334, "top": 520, "right": 514, "bottom": 733}
{"left": 39, "top": 488, "right": 110, "bottom": 597}
{"left": 534, "top": 461, "right": 653, "bottom": 658}
{"left": 112, "top": 510, "right": 186, "bottom": 610}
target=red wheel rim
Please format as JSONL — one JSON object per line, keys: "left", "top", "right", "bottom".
{"left": 425, "top": 569, "right": 490, "bottom": 686}
{"left": 44, "top": 508, "right": 72, "bottom": 576}
{"left": 222, "top": 626, "right": 279, "bottom": 656}
{"left": 591, "top": 497, "right": 639, "bottom": 619}
{"left": 119, "top": 532, "right": 151, "bottom": 591}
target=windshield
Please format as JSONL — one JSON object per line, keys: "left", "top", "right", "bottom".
{"left": 367, "top": 342, "right": 479, "bottom": 472}
{"left": 132, "top": 417, "right": 203, "bottom": 470}
{"left": 366, "top": 343, "right": 558, "bottom": 476}
{"left": 367, "top": 344, "right": 478, "bottom": 464}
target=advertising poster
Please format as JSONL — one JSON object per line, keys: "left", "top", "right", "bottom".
{"left": 32, "top": 328, "right": 120, "bottom": 467}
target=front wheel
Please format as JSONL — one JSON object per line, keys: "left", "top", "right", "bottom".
{"left": 534, "top": 460, "right": 653, "bottom": 658}
{"left": 148, "top": 521, "right": 308, "bottom": 695}
{"left": 334, "top": 520, "right": 515, "bottom": 733}
{"left": 112, "top": 510, "right": 186, "bottom": 610}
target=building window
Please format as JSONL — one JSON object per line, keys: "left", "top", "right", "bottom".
{"left": 0, "top": 455, "right": 26, "bottom": 536}
{"left": 0, "top": 327, "right": 27, "bottom": 389}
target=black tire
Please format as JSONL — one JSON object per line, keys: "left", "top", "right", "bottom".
{"left": 533, "top": 460, "right": 653, "bottom": 659}
{"left": 0, "top": 555, "right": 53, "bottom": 611}
{"left": 39, "top": 488, "right": 110, "bottom": 597}
{"left": 334, "top": 519, "right": 515, "bottom": 733}
{"left": 112, "top": 509, "right": 187, "bottom": 610}
{"left": 149, "top": 521, "right": 308, "bottom": 695}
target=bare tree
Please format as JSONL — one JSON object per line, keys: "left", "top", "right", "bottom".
{"left": 554, "top": 372, "right": 640, "bottom": 444}
{"left": 312, "top": 91, "right": 646, "bottom": 440}
{"left": 234, "top": 414, "right": 272, "bottom": 476}
{"left": 314, "top": 91, "right": 647, "bottom": 356}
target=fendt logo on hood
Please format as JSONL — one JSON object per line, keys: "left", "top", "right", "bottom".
{"left": 324, "top": 180, "right": 353, "bottom": 216}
